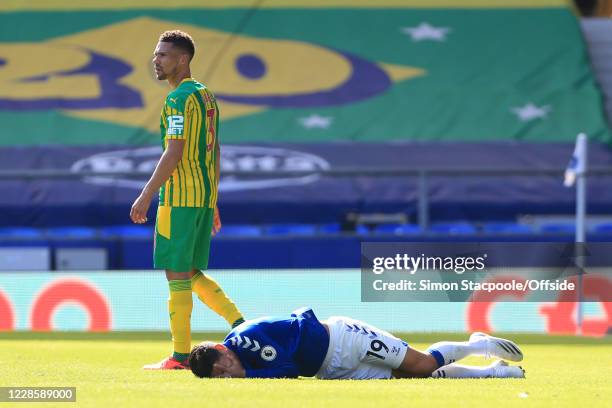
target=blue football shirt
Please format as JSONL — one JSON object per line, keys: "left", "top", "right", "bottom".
{"left": 223, "top": 307, "right": 330, "bottom": 378}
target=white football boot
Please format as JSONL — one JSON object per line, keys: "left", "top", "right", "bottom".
{"left": 490, "top": 360, "right": 526, "bottom": 378}
{"left": 469, "top": 332, "right": 523, "bottom": 362}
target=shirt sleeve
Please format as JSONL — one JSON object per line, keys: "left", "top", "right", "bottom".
{"left": 164, "top": 96, "right": 187, "bottom": 140}
{"left": 245, "top": 364, "right": 300, "bottom": 379}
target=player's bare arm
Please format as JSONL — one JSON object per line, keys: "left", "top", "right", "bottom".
{"left": 130, "top": 139, "right": 185, "bottom": 224}
{"left": 212, "top": 205, "right": 222, "bottom": 236}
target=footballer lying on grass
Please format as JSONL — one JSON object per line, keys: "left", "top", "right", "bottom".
{"left": 188, "top": 307, "right": 525, "bottom": 379}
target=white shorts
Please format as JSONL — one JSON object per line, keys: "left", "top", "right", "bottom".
{"left": 315, "top": 316, "right": 409, "bottom": 380}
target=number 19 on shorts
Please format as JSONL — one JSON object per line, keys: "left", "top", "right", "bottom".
{"left": 366, "top": 340, "right": 389, "bottom": 361}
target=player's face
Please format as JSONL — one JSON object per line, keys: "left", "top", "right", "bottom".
{"left": 211, "top": 348, "right": 244, "bottom": 378}
{"left": 152, "top": 42, "right": 182, "bottom": 80}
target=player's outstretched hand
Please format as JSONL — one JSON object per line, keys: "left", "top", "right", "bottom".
{"left": 130, "top": 193, "right": 151, "bottom": 224}
{"left": 212, "top": 205, "right": 222, "bottom": 236}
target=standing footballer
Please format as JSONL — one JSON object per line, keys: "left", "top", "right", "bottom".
{"left": 130, "top": 30, "right": 244, "bottom": 370}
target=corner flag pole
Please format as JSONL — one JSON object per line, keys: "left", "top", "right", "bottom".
{"left": 564, "top": 133, "right": 587, "bottom": 335}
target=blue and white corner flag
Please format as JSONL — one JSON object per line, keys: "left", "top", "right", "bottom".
{"left": 564, "top": 133, "right": 587, "bottom": 187}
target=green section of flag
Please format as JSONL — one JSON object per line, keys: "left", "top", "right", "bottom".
{"left": 0, "top": 7, "right": 608, "bottom": 145}
{"left": 0, "top": 111, "right": 156, "bottom": 146}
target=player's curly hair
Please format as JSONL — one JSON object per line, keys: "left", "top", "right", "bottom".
{"left": 189, "top": 342, "right": 221, "bottom": 378}
{"left": 159, "top": 30, "right": 195, "bottom": 61}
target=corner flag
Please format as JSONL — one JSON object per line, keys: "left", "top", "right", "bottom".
{"left": 563, "top": 133, "right": 587, "bottom": 188}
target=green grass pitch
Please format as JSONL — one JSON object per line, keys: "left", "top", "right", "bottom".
{"left": 1, "top": 332, "right": 610, "bottom": 407}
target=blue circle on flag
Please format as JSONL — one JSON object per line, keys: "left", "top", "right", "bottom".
{"left": 236, "top": 54, "right": 266, "bottom": 79}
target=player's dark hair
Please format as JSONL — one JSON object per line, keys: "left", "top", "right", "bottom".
{"left": 189, "top": 342, "right": 221, "bottom": 378}
{"left": 159, "top": 30, "right": 195, "bottom": 61}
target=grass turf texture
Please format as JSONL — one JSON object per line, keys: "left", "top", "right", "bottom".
{"left": 0, "top": 332, "right": 609, "bottom": 408}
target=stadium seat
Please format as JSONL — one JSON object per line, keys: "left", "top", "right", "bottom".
{"left": 46, "top": 227, "right": 98, "bottom": 239}
{"left": 219, "top": 225, "right": 263, "bottom": 237}
{"left": 319, "top": 223, "right": 372, "bottom": 235}
{"left": 374, "top": 224, "right": 422, "bottom": 235}
{"left": 429, "top": 222, "right": 477, "bottom": 235}
{"left": 594, "top": 222, "right": 612, "bottom": 233}
{"left": 482, "top": 222, "right": 534, "bottom": 234}
{"left": 0, "top": 227, "right": 44, "bottom": 238}
{"left": 356, "top": 225, "right": 371, "bottom": 235}
{"left": 99, "top": 225, "right": 154, "bottom": 239}
{"left": 265, "top": 224, "right": 317, "bottom": 236}
{"left": 318, "top": 223, "right": 341, "bottom": 234}
{"left": 540, "top": 223, "right": 575, "bottom": 234}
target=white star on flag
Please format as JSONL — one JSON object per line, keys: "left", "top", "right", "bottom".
{"left": 401, "top": 22, "right": 451, "bottom": 42}
{"left": 299, "top": 114, "right": 333, "bottom": 129}
{"left": 511, "top": 103, "right": 551, "bottom": 122}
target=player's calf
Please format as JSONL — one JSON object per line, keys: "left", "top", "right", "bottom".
{"left": 392, "top": 348, "right": 438, "bottom": 378}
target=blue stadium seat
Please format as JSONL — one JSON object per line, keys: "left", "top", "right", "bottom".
{"left": 219, "top": 225, "right": 263, "bottom": 237}
{"left": 540, "top": 223, "right": 575, "bottom": 234}
{"left": 356, "top": 225, "right": 371, "bottom": 235}
{"left": 319, "top": 223, "right": 341, "bottom": 234}
{"left": 482, "top": 222, "right": 534, "bottom": 234}
{"left": 594, "top": 222, "right": 612, "bottom": 233}
{"left": 46, "top": 227, "right": 98, "bottom": 239}
{"left": 374, "top": 224, "right": 422, "bottom": 235}
{"left": 0, "top": 227, "right": 44, "bottom": 238}
{"left": 319, "top": 223, "right": 370, "bottom": 235}
{"left": 430, "top": 222, "right": 477, "bottom": 235}
{"left": 99, "top": 225, "right": 154, "bottom": 239}
{"left": 265, "top": 224, "right": 317, "bottom": 236}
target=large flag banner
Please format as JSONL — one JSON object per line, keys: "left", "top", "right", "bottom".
{"left": 0, "top": 0, "right": 609, "bottom": 146}
{"left": 1, "top": 0, "right": 611, "bottom": 226}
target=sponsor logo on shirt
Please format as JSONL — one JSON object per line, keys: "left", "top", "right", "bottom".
{"left": 166, "top": 115, "right": 184, "bottom": 135}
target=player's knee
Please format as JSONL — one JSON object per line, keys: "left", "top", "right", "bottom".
{"left": 165, "top": 270, "right": 196, "bottom": 281}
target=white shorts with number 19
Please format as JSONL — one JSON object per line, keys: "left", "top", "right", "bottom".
{"left": 315, "top": 316, "right": 409, "bottom": 379}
